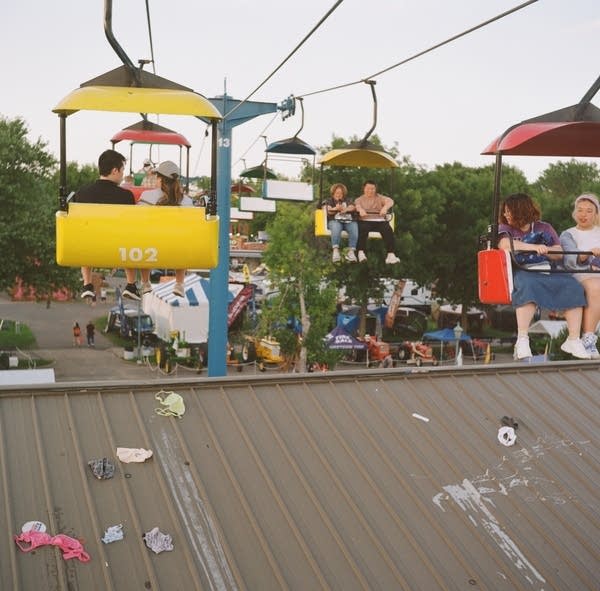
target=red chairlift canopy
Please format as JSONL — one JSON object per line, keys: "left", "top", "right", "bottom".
{"left": 111, "top": 120, "right": 191, "bottom": 147}
{"left": 231, "top": 182, "right": 255, "bottom": 194}
{"left": 482, "top": 102, "right": 600, "bottom": 157}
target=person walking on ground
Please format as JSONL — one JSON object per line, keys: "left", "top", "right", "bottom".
{"left": 73, "top": 322, "right": 82, "bottom": 347}
{"left": 71, "top": 150, "right": 140, "bottom": 301}
{"left": 86, "top": 321, "right": 95, "bottom": 347}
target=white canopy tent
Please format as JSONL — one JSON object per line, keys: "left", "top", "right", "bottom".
{"left": 142, "top": 274, "right": 243, "bottom": 343}
{"left": 528, "top": 320, "right": 568, "bottom": 339}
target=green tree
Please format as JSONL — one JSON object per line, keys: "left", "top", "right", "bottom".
{"left": 0, "top": 116, "right": 80, "bottom": 299}
{"left": 261, "top": 201, "right": 337, "bottom": 371}
{"left": 56, "top": 161, "right": 97, "bottom": 194}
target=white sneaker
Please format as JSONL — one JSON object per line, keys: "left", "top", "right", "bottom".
{"left": 560, "top": 338, "right": 591, "bottom": 359}
{"left": 142, "top": 281, "right": 152, "bottom": 295}
{"left": 173, "top": 282, "right": 185, "bottom": 298}
{"left": 514, "top": 336, "right": 532, "bottom": 360}
{"left": 385, "top": 253, "right": 401, "bottom": 264}
{"left": 345, "top": 249, "right": 357, "bottom": 262}
{"left": 358, "top": 250, "right": 367, "bottom": 263}
{"left": 332, "top": 248, "right": 341, "bottom": 263}
{"left": 581, "top": 333, "right": 600, "bottom": 359}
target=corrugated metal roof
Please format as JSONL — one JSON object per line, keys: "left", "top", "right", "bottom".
{"left": 1, "top": 363, "right": 599, "bottom": 590}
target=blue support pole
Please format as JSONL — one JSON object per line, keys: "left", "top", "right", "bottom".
{"left": 207, "top": 94, "right": 277, "bottom": 376}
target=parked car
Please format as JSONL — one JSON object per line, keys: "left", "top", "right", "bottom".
{"left": 105, "top": 306, "right": 156, "bottom": 341}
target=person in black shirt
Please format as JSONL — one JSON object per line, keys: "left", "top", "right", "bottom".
{"left": 72, "top": 150, "right": 140, "bottom": 300}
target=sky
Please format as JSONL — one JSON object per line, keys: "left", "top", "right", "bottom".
{"left": 3, "top": 0, "right": 600, "bottom": 185}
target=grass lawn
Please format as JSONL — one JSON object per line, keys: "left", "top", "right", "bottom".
{"left": 0, "top": 319, "right": 36, "bottom": 349}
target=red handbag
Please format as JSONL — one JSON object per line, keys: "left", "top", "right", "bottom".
{"left": 478, "top": 249, "right": 513, "bottom": 305}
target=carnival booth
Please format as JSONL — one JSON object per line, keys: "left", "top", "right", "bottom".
{"left": 142, "top": 274, "right": 244, "bottom": 343}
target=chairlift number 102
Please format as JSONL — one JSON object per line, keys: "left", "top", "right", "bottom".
{"left": 118, "top": 247, "right": 158, "bottom": 263}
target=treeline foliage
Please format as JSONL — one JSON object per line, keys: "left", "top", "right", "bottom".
{"left": 533, "top": 160, "right": 600, "bottom": 231}
{"left": 0, "top": 116, "right": 83, "bottom": 299}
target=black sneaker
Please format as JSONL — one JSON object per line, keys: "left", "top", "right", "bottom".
{"left": 122, "top": 283, "right": 141, "bottom": 301}
{"left": 80, "top": 283, "right": 95, "bottom": 299}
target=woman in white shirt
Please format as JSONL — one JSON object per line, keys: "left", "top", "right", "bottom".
{"left": 560, "top": 193, "right": 600, "bottom": 358}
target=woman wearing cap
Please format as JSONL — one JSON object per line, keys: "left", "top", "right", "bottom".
{"left": 138, "top": 161, "right": 192, "bottom": 297}
{"left": 560, "top": 193, "right": 600, "bottom": 358}
{"left": 498, "top": 193, "right": 590, "bottom": 360}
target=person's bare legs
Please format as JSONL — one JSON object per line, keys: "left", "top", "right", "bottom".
{"left": 81, "top": 267, "right": 92, "bottom": 285}
{"left": 140, "top": 269, "right": 151, "bottom": 283}
{"left": 515, "top": 303, "right": 537, "bottom": 336}
{"left": 564, "top": 307, "right": 584, "bottom": 338}
{"left": 513, "top": 302, "right": 537, "bottom": 359}
{"left": 125, "top": 268, "right": 137, "bottom": 284}
{"left": 581, "top": 278, "right": 600, "bottom": 333}
{"left": 172, "top": 269, "right": 186, "bottom": 297}
{"left": 579, "top": 279, "right": 600, "bottom": 358}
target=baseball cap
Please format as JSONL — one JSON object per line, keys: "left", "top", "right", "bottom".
{"left": 575, "top": 193, "right": 600, "bottom": 213}
{"left": 143, "top": 158, "right": 153, "bottom": 167}
{"left": 156, "top": 160, "right": 180, "bottom": 179}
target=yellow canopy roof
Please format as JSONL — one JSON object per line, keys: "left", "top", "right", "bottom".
{"left": 319, "top": 148, "right": 398, "bottom": 168}
{"left": 53, "top": 86, "right": 221, "bottom": 119}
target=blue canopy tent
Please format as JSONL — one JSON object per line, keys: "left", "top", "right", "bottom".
{"left": 423, "top": 328, "right": 473, "bottom": 362}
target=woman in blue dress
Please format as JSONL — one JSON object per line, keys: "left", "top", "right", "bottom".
{"left": 498, "top": 193, "right": 589, "bottom": 360}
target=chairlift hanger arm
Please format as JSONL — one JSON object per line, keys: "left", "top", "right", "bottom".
{"left": 575, "top": 73, "right": 600, "bottom": 120}
{"left": 104, "top": 0, "right": 141, "bottom": 86}
{"left": 359, "top": 80, "right": 377, "bottom": 146}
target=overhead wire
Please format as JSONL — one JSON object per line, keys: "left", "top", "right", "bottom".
{"left": 234, "top": 112, "right": 279, "bottom": 168}
{"left": 223, "top": 0, "right": 346, "bottom": 120}
{"left": 230, "top": 0, "right": 537, "bottom": 171}
{"left": 298, "top": 0, "right": 538, "bottom": 98}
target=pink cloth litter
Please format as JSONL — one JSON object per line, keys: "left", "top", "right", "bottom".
{"left": 14, "top": 530, "right": 90, "bottom": 562}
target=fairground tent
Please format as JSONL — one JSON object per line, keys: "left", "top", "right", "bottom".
{"left": 324, "top": 326, "right": 367, "bottom": 350}
{"left": 528, "top": 320, "right": 568, "bottom": 338}
{"left": 423, "top": 328, "right": 473, "bottom": 362}
{"left": 142, "top": 274, "right": 244, "bottom": 343}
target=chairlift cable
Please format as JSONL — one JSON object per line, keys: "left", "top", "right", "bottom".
{"left": 234, "top": 113, "right": 279, "bottom": 167}
{"left": 298, "top": 0, "right": 538, "bottom": 99}
{"left": 223, "top": 0, "right": 346, "bottom": 120}
{"left": 192, "top": 123, "right": 210, "bottom": 177}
